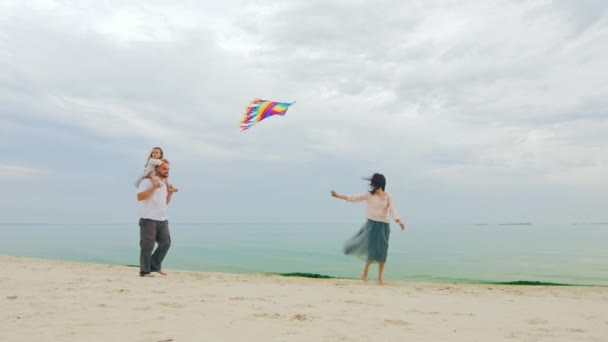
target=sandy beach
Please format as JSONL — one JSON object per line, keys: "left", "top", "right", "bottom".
{"left": 1, "top": 255, "right": 607, "bottom": 341}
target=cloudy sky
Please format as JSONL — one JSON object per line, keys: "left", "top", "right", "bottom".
{"left": 1, "top": 0, "right": 607, "bottom": 224}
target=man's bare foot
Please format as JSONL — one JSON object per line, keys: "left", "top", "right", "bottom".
{"left": 140, "top": 273, "right": 155, "bottom": 278}
{"left": 361, "top": 274, "right": 368, "bottom": 282}
{"left": 155, "top": 270, "right": 167, "bottom": 276}
{"left": 377, "top": 279, "right": 384, "bottom": 285}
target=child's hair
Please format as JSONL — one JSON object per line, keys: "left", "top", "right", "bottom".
{"left": 365, "top": 173, "right": 386, "bottom": 194}
{"left": 146, "top": 147, "right": 164, "bottom": 166}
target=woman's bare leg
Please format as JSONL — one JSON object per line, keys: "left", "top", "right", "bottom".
{"left": 362, "top": 261, "right": 372, "bottom": 281}
{"left": 378, "top": 263, "right": 385, "bottom": 285}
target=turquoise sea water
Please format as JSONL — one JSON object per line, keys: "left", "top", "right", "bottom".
{"left": 1, "top": 222, "right": 607, "bottom": 286}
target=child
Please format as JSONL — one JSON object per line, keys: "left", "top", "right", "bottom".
{"left": 331, "top": 173, "right": 405, "bottom": 285}
{"left": 135, "top": 147, "right": 178, "bottom": 193}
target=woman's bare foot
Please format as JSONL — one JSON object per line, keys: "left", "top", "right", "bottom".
{"left": 155, "top": 270, "right": 167, "bottom": 276}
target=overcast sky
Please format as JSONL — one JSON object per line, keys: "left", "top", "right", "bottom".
{"left": 1, "top": 0, "right": 607, "bottom": 224}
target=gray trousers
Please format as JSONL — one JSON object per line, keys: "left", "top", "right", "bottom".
{"left": 139, "top": 218, "right": 171, "bottom": 275}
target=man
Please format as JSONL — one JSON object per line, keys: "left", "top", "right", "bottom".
{"left": 136, "top": 161, "right": 176, "bottom": 277}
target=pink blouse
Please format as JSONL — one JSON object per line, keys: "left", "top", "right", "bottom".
{"left": 346, "top": 192, "right": 402, "bottom": 224}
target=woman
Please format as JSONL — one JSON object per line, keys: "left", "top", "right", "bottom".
{"left": 331, "top": 173, "right": 405, "bottom": 284}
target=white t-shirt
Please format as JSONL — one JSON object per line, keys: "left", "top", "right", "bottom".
{"left": 138, "top": 178, "right": 168, "bottom": 221}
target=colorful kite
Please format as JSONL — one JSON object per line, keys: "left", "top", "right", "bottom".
{"left": 240, "top": 98, "right": 295, "bottom": 131}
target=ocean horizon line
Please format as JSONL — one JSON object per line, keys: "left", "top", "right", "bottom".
{"left": 1, "top": 220, "right": 606, "bottom": 226}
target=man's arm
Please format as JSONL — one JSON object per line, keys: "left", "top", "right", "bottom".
{"left": 137, "top": 180, "right": 159, "bottom": 201}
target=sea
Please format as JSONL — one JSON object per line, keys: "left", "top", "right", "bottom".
{"left": 1, "top": 222, "right": 607, "bottom": 286}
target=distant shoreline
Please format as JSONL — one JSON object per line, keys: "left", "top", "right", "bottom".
{"left": 114, "top": 262, "right": 608, "bottom": 287}
{"left": 572, "top": 222, "right": 608, "bottom": 225}
{"left": 272, "top": 272, "right": 586, "bottom": 286}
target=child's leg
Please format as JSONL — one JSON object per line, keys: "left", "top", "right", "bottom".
{"left": 164, "top": 179, "right": 178, "bottom": 192}
{"left": 362, "top": 260, "right": 372, "bottom": 282}
{"left": 377, "top": 263, "right": 385, "bottom": 285}
{"left": 147, "top": 172, "right": 160, "bottom": 187}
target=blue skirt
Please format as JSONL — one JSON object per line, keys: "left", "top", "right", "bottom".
{"left": 344, "top": 219, "right": 391, "bottom": 263}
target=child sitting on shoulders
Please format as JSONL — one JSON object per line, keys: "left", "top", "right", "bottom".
{"left": 135, "top": 146, "right": 178, "bottom": 193}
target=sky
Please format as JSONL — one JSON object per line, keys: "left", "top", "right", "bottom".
{"left": 1, "top": 0, "right": 607, "bottom": 224}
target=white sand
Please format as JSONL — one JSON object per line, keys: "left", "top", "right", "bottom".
{"left": 1, "top": 255, "right": 607, "bottom": 341}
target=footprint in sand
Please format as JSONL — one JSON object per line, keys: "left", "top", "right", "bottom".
{"left": 451, "top": 312, "right": 476, "bottom": 317}
{"left": 143, "top": 332, "right": 174, "bottom": 342}
{"left": 409, "top": 309, "right": 440, "bottom": 315}
{"left": 230, "top": 296, "right": 268, "bottom": 302}
{"left": 343, "top": 299, "right": 381, "bottom": 307}
{"left": 384, "top": 319, "right": 409, "bottom": 326}
{"left": 253, "top": 313, "right": 281, "bottom": 319}
{"left": 6, "top": 295, "right": 18, "bottom": 300}
{"left": 506, "top": 290, "right": 524, "bottom": 295}
{"left": 143, "top": 329, "right": 161, "bottom": 335}
{"left": 291, "top": 314, "right": 310, "bottom": 321}
{"left": 528, "top": 318, "right": 549, "bottom": 325}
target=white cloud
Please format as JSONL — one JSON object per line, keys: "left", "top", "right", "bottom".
{"left": 0, "top": 164, "right": 46, "bottom": 179}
